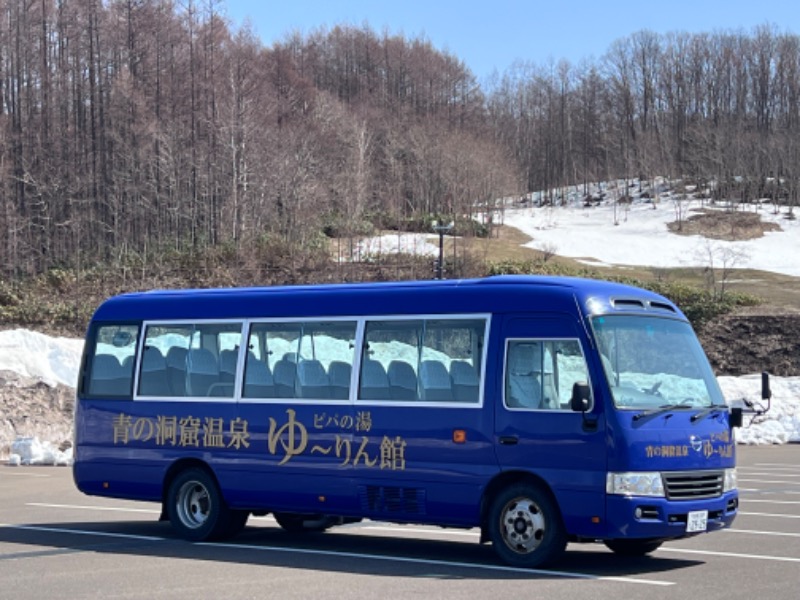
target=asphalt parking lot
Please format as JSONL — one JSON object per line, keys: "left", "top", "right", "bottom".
{"left": 1, "top": 445, "right": 798, "bottom": 600}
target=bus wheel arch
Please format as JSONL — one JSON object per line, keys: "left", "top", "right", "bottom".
{"left": 481, "top": 471, "right": 557, "bottom": 530}
{"left": 164, "top": 462, "right": 247, "bottom": 541}
{"left": 482, "top": 473, "right": 567, "bottom": 568}
{"left": 161, "top": 458, "right": 213, "bottom": 516}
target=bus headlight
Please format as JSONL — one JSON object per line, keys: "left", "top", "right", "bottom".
{"left": 723, "top": 468, "right": 737, "bottom": 492}
{"left": 606, "top": 472, "right": 665, "bottom": 497}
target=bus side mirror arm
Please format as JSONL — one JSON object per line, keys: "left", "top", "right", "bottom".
{"left": 571, "top": 382, "right": 597, "bottom": 432}
{"left": 747, "top": 371, "right": 773, "bottom": 425}
{"left": 730, "top": 371, "right": 772, "bottom": 428}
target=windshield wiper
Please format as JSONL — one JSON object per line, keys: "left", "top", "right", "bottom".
{"left": 632, "top": 402, "right": 693, "bottom": 423}
{"left": 690, "top": 404, "right": 727, "bottom": 423}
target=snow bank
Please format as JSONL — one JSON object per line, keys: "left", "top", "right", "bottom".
{"left": 719, "top": 374, "right": 800, "bottom": 444}
{"left": 8, "top": 436, "right": 73, "bottom": 466}
{"left": 0, "top": 328, "right": 84, "bottom": 388}
{"left": 353, "top": 233, "right": 440, "bottom": 260}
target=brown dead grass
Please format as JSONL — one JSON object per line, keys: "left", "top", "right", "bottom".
{"left": 667, "top": 209, "right": 781, "bottom": 241}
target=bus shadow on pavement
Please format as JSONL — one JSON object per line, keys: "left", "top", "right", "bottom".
{"left": 0, "top": 518, "right": 703, "bottom": 581}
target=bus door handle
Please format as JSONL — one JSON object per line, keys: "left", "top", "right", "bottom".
{"left": 498, "top": 435, "right": 519, "bottom": 445}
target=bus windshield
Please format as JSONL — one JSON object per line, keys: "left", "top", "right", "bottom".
{"left": 591, "top": 315, "right": 725, "bottom": 410}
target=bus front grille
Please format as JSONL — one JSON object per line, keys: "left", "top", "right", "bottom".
{"left": 662, "top": 471, "right": 723, "bottom": 500}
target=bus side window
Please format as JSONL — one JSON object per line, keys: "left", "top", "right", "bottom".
{"left": 359, "top": 317, "right": 485, "bottom": 404}
{"left": 506, "top": 342, "right": 543, "bottom": 408}
{"left": 505, "top": 339, "right": 589, "bottom": 411}
{"left": 551, "top": 340, "right": 590, "bottom": 408}
{"left": 245, "top": 320, "right": 357, "bottom": 400}
{"left": 139, "top": 323, "right": 241, "bottom": 398}
{"left": 85, "top": 325, "right": 139, "bottom": 398}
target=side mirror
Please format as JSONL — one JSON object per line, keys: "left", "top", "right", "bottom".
{"left": 729, "top": 407, "right": 743, "bottom": 428}
{"left": 570, "top": 381, "right": 592, "bottom": 413}
{"left": 732, "top": 371, "right": 772, "bottom": 427}
{"left": 761, "top": 371, "right": 772, "bottom": 401}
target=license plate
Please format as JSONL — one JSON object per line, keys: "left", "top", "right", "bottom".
{"left": 686, "top": 510, "right": 708, "bottom": 532}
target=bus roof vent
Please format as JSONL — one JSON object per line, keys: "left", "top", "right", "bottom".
{"left": 649, "top": 301, "right": 677, "bottom": 313}
{"left": 612, "top": 298, "right": 645, "bottom": 310}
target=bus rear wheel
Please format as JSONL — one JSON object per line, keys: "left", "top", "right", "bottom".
{"left": 167, "top": 467, "right": 241, "bottom": 541}
{"left": 487, "top": 483, "right": 567, "bottom": 568}
{"left": 604, "top": 539, "right": 663, "bottom": 556}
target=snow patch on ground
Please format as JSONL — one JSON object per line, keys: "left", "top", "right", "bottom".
{"left": 8, "top": 436, "right": 73, "bottom": 466}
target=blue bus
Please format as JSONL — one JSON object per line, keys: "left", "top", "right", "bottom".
{"left": 73, "top": 275, "right": 755, "bottom": 568}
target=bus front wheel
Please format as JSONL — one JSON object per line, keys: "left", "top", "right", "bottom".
{"left": 167, "top": 467, "right": 241, "bottom": 541}
{"left": 487, "top": 483, "right": 567, "bottom": 568}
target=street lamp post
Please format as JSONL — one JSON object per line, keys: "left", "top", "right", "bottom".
{"left": 433, "top": 220, "right": 454, "bottom": 279}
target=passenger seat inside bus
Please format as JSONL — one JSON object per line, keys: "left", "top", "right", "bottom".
{"left": 327, "top": 361, "right": 352, "bottom": 399}
{"left": 186, "top": 348, "right": 219, "bottom": 397}
{"left": 138, "top": 347, "right": 170, "bottom": 396}
{"left": 273, "top": 353, "right": 298, "bottom": 398}
{"left": 88, "top": 354, "right": 130, "bottom": 396}
{"left": 297, "top": 359, "right": 331, "bottom": 399}
{"left": 388, "top": 360, "right": 418, "bottom": 400}
{"left": 243, "top": 354, "right": 275, "bottom": 398}
{"left": 419, "top": 360, "right": 453, "bottom": 401}
{"left": 166, "top": 347, "right": 189, "bottom": 396}
{"left": 506, "top": 343, "right": 542, "bottom": 408}
{"left": 219, "top": 350, "right": 238, "bottom": 384}
{"left": 359, "top": 359, "right": 391, "bottom": 400}
{"left": 449, "top": 361, "right": 479, "bottom": 402}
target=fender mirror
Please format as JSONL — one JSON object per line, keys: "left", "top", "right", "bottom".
{"left": 761, "top": 371, "right": 772, "bottom": 401}
{"left": 729, "top": 407, "right": 743, "bottom": 428}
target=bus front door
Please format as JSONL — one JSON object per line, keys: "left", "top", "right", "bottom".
{"left": 494, "top": 315, "right": 606, "bottom": 537}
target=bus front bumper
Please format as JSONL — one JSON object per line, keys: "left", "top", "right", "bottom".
{"left": 603, "top": 491, "right": 738, "bottom": 540}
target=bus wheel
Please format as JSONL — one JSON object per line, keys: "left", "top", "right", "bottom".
{"left": 604, "top": 539, "right": 662, "bottom": 556}
{"left": 167, "top": 468, "right": 231, "bottom": 541}
{"left": 487, "top": 483, "right": 567, "bottom": 568}
{"left": 274, "top": 512, "right": 335, "bottom": 533}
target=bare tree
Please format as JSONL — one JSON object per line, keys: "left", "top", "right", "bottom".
{"left": 694, "top": 239, "right": 751, "bottom": 300}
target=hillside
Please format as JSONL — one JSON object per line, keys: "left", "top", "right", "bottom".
{"left": 4, "top": 189, "right": 800, "bottom": 460}
{"left": 2, "top": 10, "right": 799, "bottom": 287}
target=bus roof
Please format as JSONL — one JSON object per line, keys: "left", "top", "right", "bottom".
{"left": 89, "top": 275, "right": 685, "bottom": 322}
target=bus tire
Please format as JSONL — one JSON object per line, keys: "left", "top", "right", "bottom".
{"left": 604, "top": 539, "right": 662, "bottom": 556}
{"left": 167, "top": 468, "right": 232, "bottom": 541}
{"left": 274, "top": 512, "right": 335, "bottom": 533}
{"left": 487, "top": 483, "right": 567, "bottom": 568}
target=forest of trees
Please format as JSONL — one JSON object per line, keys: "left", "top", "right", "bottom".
{"left": 1, "top": 0, "right": 799, "bottom": 281}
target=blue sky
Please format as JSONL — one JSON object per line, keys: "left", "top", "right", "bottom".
{"left": 223, "top": 0, "right": 798, "bottom": 81}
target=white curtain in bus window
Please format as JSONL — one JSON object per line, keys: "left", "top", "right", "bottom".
{"left": 243, "top": 321, "right": 358, "bottom": 400}
{"left": 87, "top": 325, "right": 140, "bottom": 397}
{"left": 505, "top": 339, "right": 588, "bottom": 410}
{"left": 360, "top": 318, "right": 485, "bottom": 403}
{"left": 138, "top": 323, "right": 243, "bottom": 398}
